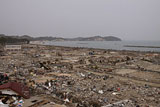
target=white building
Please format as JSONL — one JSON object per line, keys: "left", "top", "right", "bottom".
{"left": 5, "top": 45, "right": 21, "bottom": 51}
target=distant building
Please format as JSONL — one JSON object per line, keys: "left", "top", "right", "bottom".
{"left": 5, "top": 45, "right": 21, "bottom": 51}
{"left": 30, "top": 41, "right": 44, "bottom": 45}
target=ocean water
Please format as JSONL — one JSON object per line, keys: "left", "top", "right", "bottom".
{"left": 45, "top": 41, "right": 160, "bottom": 52}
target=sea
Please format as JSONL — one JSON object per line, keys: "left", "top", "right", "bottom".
{"left": 44, "top": 41, "right": 160, "bottom": 52}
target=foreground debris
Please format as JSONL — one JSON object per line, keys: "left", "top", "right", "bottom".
{"left": 0, "top": 44, "right": 160, "bottom": 107}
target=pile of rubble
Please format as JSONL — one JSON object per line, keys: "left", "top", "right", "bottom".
{"left": 0, "top": 44, "right": 160, "bottom": 107}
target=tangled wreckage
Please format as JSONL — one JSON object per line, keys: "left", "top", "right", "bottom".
{"left": 0, "top": 44, "right": 160, "bottom": 107}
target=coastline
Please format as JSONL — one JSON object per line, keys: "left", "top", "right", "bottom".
{"left": 42, "top": 40, "right": 160, "bottom": 53}
{"left": 124, "top": 45, "right": 160, "bottom": 48}
{"left": 42, "top": 44, "right": 160, "bottom": 54}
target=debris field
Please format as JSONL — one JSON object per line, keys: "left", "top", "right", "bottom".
{"left": 0, "top": 44, "right": 160, "bottom": 107}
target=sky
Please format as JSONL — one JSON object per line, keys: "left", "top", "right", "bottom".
{"left": 0, "top": 0, "right": 160, "bottom": 41}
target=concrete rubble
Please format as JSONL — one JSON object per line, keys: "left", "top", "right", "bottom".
{"left": 0, "top": 44, "right": 160, "bottom": 107}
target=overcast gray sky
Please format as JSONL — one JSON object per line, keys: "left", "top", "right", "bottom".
{"left": 0, "top": 0, "right": 160, "bottom": 40}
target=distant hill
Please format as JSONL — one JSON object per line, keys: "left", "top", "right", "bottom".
{"left": 33, "top": 37, "right": 66, "bottom": 41}
{"left": 31, "top": 35, "right": 122, "bottom": 41}
{"left": 0, "top": 34, "right": 122, "bottom": 43}
{"left": 70, "top": 36, "right": 121, "bottom": 41}
{"left": 0, "top": 34, "right": 29, "bottom": 45}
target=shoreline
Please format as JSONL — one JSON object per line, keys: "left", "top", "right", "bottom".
{"left": 38, "top": 40, "right": 160, "bottom": 53}
{"left": 41, "top": 44, "right": 160, "bottom": 54}
{"left": 124, "top": 45, "right": 160, "bottom": 49}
